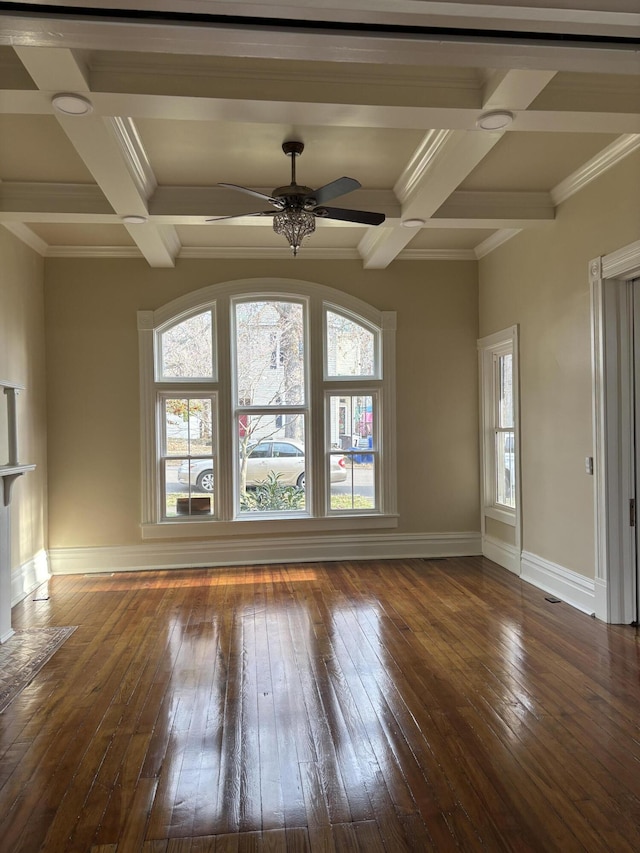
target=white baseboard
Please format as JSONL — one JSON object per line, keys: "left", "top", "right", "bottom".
{"left": 482, "top": 534, "right": 521, "bottom": 575}
{"left": 594, "top": 578, "right": 608, "bottom": 622}
{"left": 520, "top": 550, "right": 596, "bottom": 616}
{"left": 49, "top": 531, "right": 482, "bottom": 575}
{"left": 11, "top": 549, "right": 51, "bottom": 606}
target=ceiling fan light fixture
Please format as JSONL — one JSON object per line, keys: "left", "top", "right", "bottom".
{"left": 273, "top": 208, "right": 316, "bottom": 256}
{"left": 402, "top": 218, "right": 425, "bottom": 228}
{"left": 121, "top": 214, "right": 148, "bottom": 224}
{"left": 476, "top": 110, "right": 514, "bottom": 130}
{"left": 51, "top": 93, "right": 93, "bottom": 116}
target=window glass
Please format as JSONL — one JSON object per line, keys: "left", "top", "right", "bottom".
{"left": 238, "top": 414, "right": 306, "bottom": 514}
{"left": 159, "top": 310, "right": 213, "bottom": 379}
{"left": 498, "top": 353, "right": 513, "bottom": 428}
{"left": 327, "top": 394, "right": 376, "bottom": 511}
{"left": 162, "top": 396, "right": 216, "bottom": 518}
{"left": 496, "top": 429, "right": 515, "bottom": 508}
{"left": 326, "top": 309, "right": 376, "bottom": 377}
{"left": 248, "top": 443, "right": 271, "bottom": 459}
{"left": 235, "top": 301, "right": 305, "bottom": 406}
{"left": 273, "top": 442, "right": 303, "bottom": 457}
{"left": 495, "top": 352, "right": 515, "bottom": 508}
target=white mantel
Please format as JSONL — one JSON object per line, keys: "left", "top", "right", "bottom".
{"left": 0, "top": 381, "right": 35, "bottom": 643}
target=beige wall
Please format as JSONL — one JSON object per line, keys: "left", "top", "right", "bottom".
{"left": 479, "top": 150, "right": 640, "bottom": 578}
{"left": 0, "top": 228, "right": 48, "bottom": 572}
{"left": 44, "top": 258, "right": 480, "bottom": 548}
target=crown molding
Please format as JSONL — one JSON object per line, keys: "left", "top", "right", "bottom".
{"left": 474, "top": 228, "right": 521, "bottom": 259}
{"left": 398, "top": 248, "right": 477, "bottom": 261}
{"left": 106, "top": 116, "right": 157, "bottom": 201}
{"left": 551, "top": 133, "right": 640, "bottom": 206}
{"left": 179, "top": 246, "right": 369, "bottom": 260}
{"left": 2, "top": 222, "right": 47, "bottom": 255}
{"left": 601, "top": 239, "right": 640, "bottom": 281}
{"left": 45, "top": 245, "right": 142, "bottom": 258}
{"left": 38, "top": 244, "right": 481, "bottom": 262}
{"left": 394, "top": 130, "right": 455, "bottom": 206}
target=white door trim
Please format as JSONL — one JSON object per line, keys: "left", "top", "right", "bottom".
{"left": 591, "top": 240, "right": 640, "bottom": 623}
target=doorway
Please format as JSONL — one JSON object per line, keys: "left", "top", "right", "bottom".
{"left": 591, "top": 242, "right": 640, "bottom": 623}
{"left": 631, "top": 279, "right": 640, "bottom": 623}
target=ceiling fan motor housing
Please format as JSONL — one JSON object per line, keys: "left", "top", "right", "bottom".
{"left": 282, "top": 140, "right": 304, "bottom": 157}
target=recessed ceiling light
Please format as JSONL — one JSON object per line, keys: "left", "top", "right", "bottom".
{"left": 121, "top": 215, "right": 148, "bottom": 224}
{"left": 51, "top": 93, "right": 94, "bottom": 116}
{"left": 476, "top": 110, "right": 514, "bottom": 131}
{"left": 402, "top": 218, "right": 425, "bottom": 228}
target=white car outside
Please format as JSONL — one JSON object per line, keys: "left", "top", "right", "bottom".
{"left": 178, "top": 439, "right": 347, "bottom": 492}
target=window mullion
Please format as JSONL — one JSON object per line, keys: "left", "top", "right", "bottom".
{"left": 217, "top": 294, "right": 233, "bottom": 521}
{"left": 309, "top": 294, "right": 326, "bottom": 515}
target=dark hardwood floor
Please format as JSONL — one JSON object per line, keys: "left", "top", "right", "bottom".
{"left": 1, "top": 556, "right": 639, "bottom": 852}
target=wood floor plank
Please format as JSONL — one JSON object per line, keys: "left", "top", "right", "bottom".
{"left": 284, "top": 826, "right": 310, "bottom": 853}
{"left": 2, "top": 559, "right": 640, "bottom": 852}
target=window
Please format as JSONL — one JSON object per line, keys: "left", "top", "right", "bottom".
{"left": 138, "top": 280, "right": 397, "bottom": 536}
{"left": 478, "top": 326, "right": 519, "bottom": 525}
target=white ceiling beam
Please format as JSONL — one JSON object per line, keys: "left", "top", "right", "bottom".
{"left": 0, "top": 183, "right": 112, "bottom": 216}
{"left": 12, "top": 46, "right": 179, "bottom": 268}
{"left": 2, "top": 88, "right": 640, "bottom": 134}
{"left": 0, "top": 182, "right": 556, "bottom": 230}
{"left": 360, "top": 129, "right": 503, "bottom": 268}
{"left": 5, "top": 1, "right": 639, "bottom": 37}
{"left": 149, "top": 187, "right": 401, "bottom": 221}
{"left": 360, "top": 66, "right": 568, "bottom": 269}
{"left": 13, "top": 45, "right": 90, "bottom": 91}
{"left": 124, "top": 222, "right": 181, "bottom": 268}
{"left": 52, "top": 114, "right": 152, "bottom": 212}
{"left": 483, "top": 69, "right": 558, "bottom": 110}
{"left": 2, "top": 11, "right": 639, "bottom": 73}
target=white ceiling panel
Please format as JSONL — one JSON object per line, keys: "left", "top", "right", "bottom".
{"left": 136, "top": 121, "right": 425, "bottom": 189}
{"left": 406, "top": 229, "right": 497, "bottom": 251}
{"left": 459, "top": 132, "right": 620, "bottom": 192}
{"left": 28, "top": 223, "right": 136, "bottom": 246}
{"left": 0, "top": 115, "right": 97, "bottom": 183}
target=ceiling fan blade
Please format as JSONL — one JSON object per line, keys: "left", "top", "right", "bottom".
{"left": 310, "top": 177, "right": 361, "bottom": 205}
{"left": 316, "top": 206, "right": 385, "bottom": 226}
{"left": 218, "top": 183, "right": 278, "bottom": 204}
{"left": 206, "top": 211, "right": 276, "bottom": 222}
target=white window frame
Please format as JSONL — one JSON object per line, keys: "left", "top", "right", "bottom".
{"left": 478, "top": 325, "right": 520, "bottom": 527}
{"left": 138, "top": 278, "right": 398, "bottom": 538}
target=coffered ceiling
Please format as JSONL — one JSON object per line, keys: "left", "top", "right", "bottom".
{"left": 0, "top": 2, "right": 638, "bottom": 267}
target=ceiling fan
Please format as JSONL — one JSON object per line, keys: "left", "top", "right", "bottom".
{"left": 209, "top": 140, "right": 386, "bottom": 255}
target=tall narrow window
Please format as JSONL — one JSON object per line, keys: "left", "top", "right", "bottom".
{"left": 495, "top": 353, "right": 515, "bottom": 508}
{"left": 163, "top": 395, "right": 216, "bottom": 517}
{"left": 478, "top": 326, "right": 519, "bottom": 525}
{"left": 234, "top": 299, "right": 307, "bottom": 515}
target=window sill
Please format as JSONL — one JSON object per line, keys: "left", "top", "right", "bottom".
{"left": 484, "top": 505, "right": 516, "bottom": 527}
{"left": 141, "top": 513, "right": 399, "bottom": 539}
